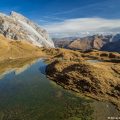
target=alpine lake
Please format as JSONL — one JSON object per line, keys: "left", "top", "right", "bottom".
{"left": 0, "top": 59, "right": 119, "bottom": 120}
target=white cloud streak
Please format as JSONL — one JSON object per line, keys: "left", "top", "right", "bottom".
{"left": 43, "top": 18, "right": 120, "bottom": 37}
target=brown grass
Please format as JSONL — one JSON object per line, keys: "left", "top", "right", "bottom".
{"left": 46, "top": 49, "right": 120, "bottom": 110}
{"left": 0, "top": 34, "right": 45, "bottom": 61}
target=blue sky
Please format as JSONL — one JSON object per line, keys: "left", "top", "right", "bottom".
{"left": 0, "top": 0, "right": 120, "bottom": 37}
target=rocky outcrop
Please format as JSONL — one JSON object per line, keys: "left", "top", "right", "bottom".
{"left": 0, "top": 11, "right": 54, "bottom": 48}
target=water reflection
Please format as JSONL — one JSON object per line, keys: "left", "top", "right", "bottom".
{"left": 0, "top": 59, "right": 119, "bottom": 120}
{"left": 0, "top": 59, "right": 94, "bottom": 120}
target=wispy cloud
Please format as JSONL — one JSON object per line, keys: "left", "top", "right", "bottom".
{"left": 42, "top": 16, "right": 65, "bottom": 21}
{"left": 43, "top": 17, "right": 120, "bottom": 37}
{"left": 46, "top": 0, "right": 120, "bottom": 18}
{"left": 49, "top": 1, "right": 102, "bottom": 16}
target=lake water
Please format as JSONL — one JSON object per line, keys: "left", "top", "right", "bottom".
{"left": 0, "top": 59, "right": 119, "bottom": 120}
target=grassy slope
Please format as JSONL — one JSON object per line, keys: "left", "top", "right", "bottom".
{"left": 46, "top": 48, "right": 120, "bottom": 110}
{"left": 0, "top": 34, "right": 46, "bottom": 74}
{"left": 0, "top": 34, "right": 45, "bottom": 61}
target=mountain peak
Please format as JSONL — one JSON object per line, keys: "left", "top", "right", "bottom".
{"left": 0, "top": 11, "right": 54, "bottom": 48}
{"left": 10, "top": 11, "right": 27, "bottom": 21}
{"left": 10, "top": 11, "right": 23, "bottom": 17}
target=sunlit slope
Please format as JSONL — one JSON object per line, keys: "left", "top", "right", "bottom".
{"left": 0, "top": 34, "right": 44, "bottom": 60}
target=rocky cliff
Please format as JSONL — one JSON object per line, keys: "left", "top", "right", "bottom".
{"left": 0, "top": 11, "right": 54, "bottom": 48}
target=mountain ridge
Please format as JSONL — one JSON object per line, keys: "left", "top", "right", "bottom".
{"left": 53, "top": 34, "right": 120, "bottom": 52}
{"left": 0, "top": 11, "right": 54, "bottom": 48}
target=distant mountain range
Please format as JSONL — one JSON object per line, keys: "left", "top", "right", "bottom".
{"left": 53, "top": 34, "right": 120, "bottom": 52}
{"left": 0, "top": 11, "right": 54, "bottom": 48}
{"left": 101, "top": 40, "right": 120, "bottom": 52}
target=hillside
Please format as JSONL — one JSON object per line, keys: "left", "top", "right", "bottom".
{"left": 46, "top": 48, "right": 120, "bottom": 110}
{"left": 0, "top": 34, "right": 45, "bottom": 61}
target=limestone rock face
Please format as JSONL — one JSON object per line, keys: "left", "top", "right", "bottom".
{"left": 0, "top": 11, "right": 54, "bottom": 48}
